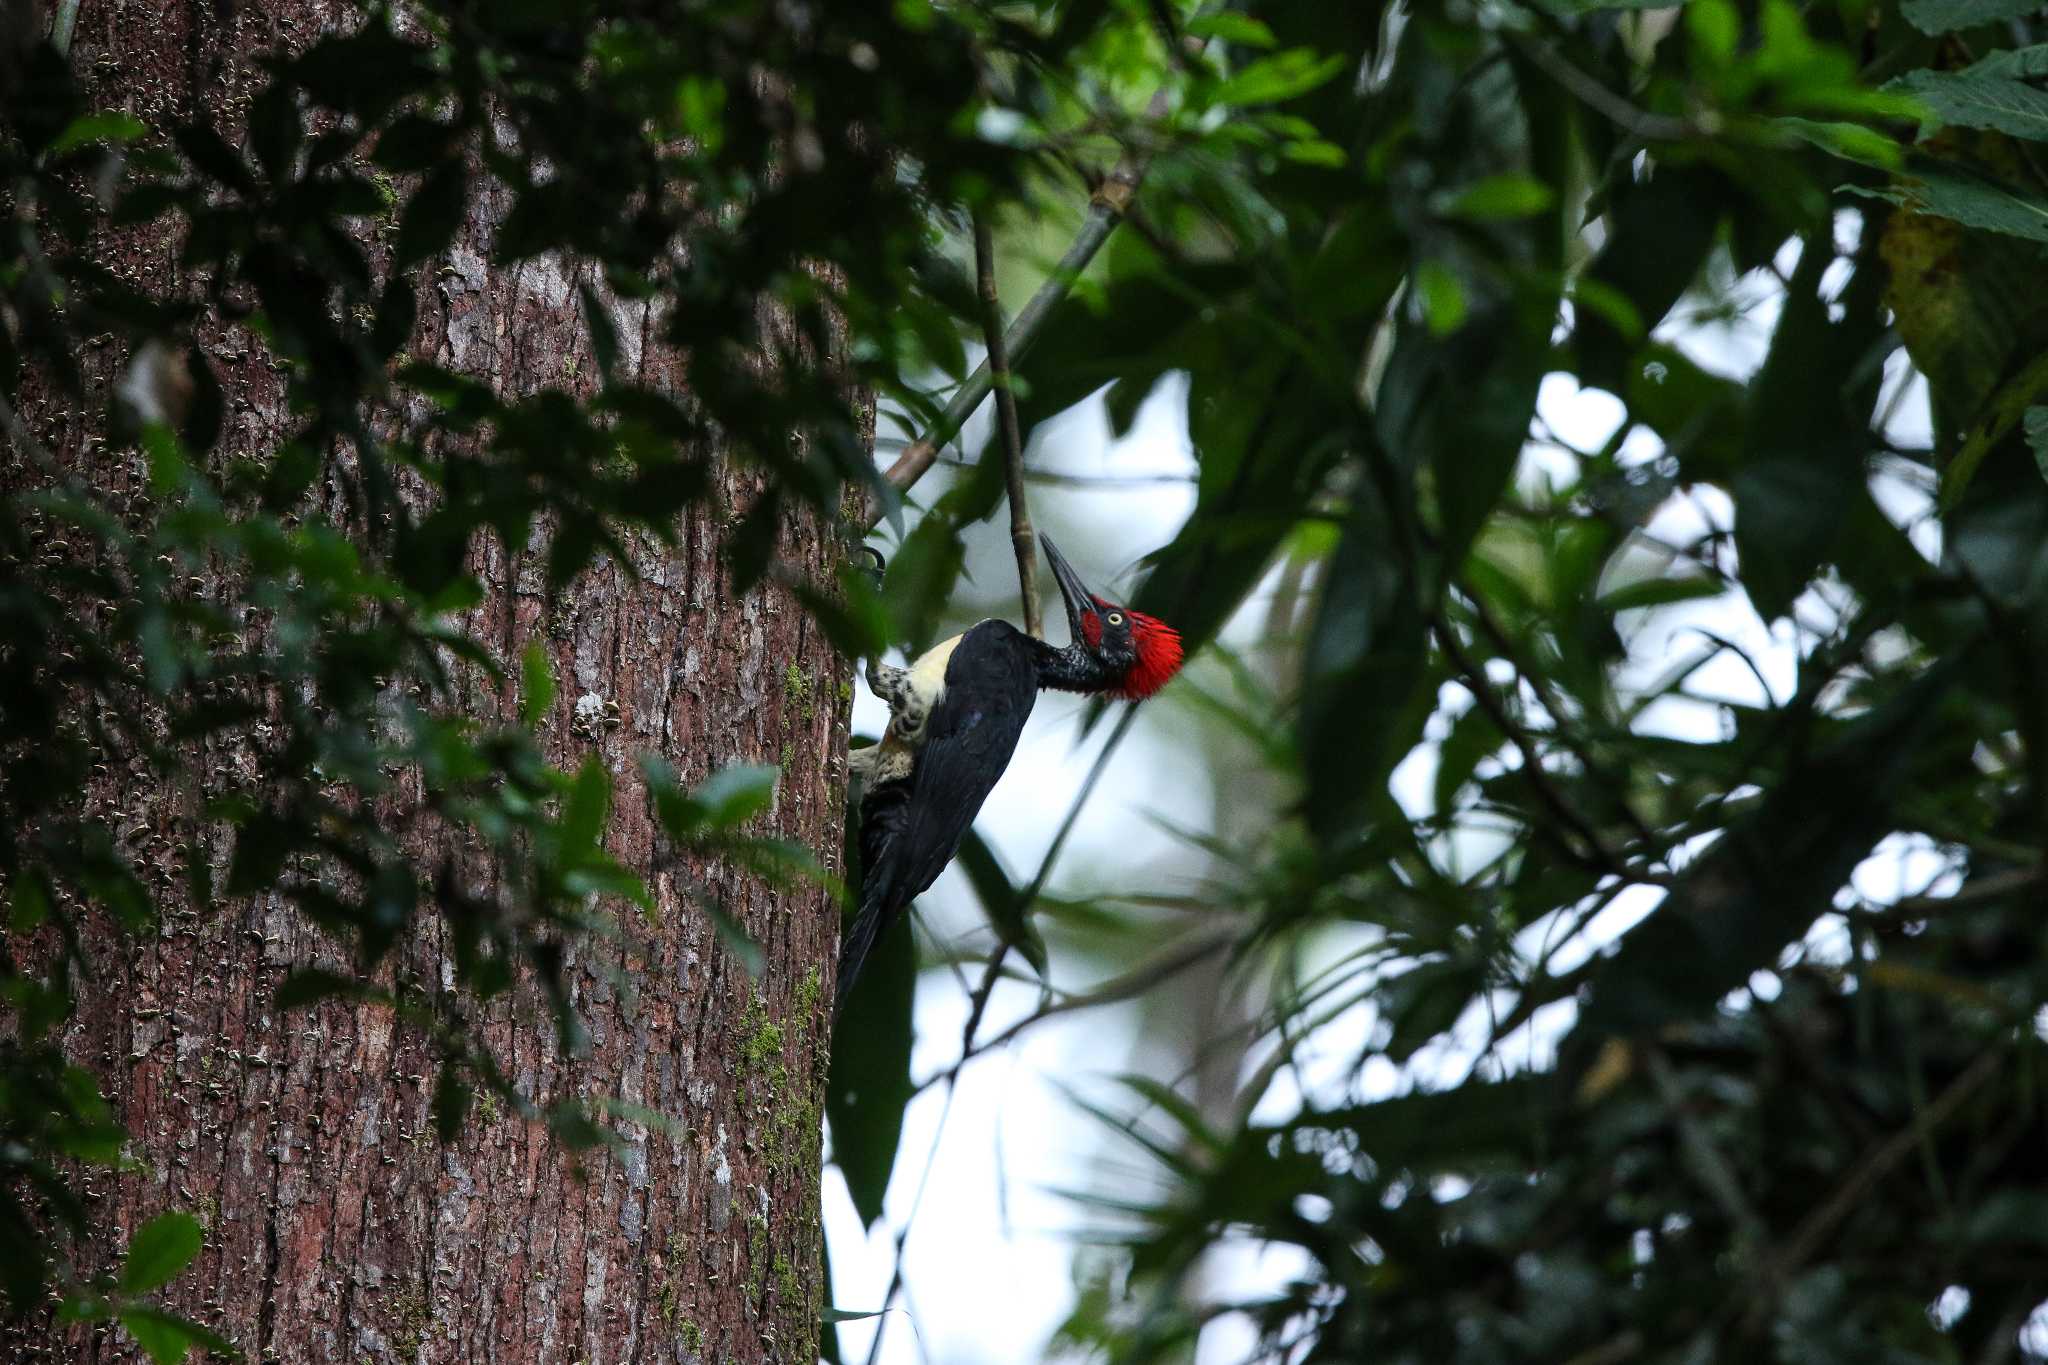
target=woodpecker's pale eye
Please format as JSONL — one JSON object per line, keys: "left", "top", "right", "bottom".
{"left": 1106, "top": 612, "right": 1124, "bottom": 626}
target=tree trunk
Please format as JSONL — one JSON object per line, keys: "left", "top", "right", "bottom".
{"left": 15, "top": 5, "right": 854, "bottom": 1362}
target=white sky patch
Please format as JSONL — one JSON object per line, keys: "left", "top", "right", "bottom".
{"left": 1537, "top": 371, "right": 1628, "bottom": 452}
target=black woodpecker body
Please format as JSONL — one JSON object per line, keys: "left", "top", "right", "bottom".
{"left": 836, "top": 535, "right": 1184, "bottom": 1015}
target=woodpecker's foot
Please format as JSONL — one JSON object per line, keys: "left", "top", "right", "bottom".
{"left": 867, "top": 660, "right": 908, "bottom": 708}
{"left": 853, "top": 736, "right": 915, "bottom": 786}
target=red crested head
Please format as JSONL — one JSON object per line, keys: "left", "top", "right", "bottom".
{"left": 1093, "top": 597, "right": 1182, "bottom": 701}
{"left": 1042, "top": 532, "right": 1185, "bottom": 701}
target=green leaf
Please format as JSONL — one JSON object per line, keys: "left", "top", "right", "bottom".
{"left": 119, "top": 1214, "right": 203, "bottom": 1295}
{"left": 1414, "top": 261, "right": 1467, "bottom": 335}
{"left": 520, "top": 641, "right": 555, "bottom": 729}
{"left": 1894, "top": 70, "right": 2048, "bottom": 141}
{"left": 1901, "top": 0, "right": 2044, "bottom": 34}
{"left": 1298, "top": 476, "right": 1430, "bottom": 845}
{"left": 1434, "top": 701, "right": 1504, "bottom": 815}
{"left": 1435, "top": 174, "right": 1555, "bottom": 222}
{"left": 1962, "top": 44, "right": 2048, "bottom": 81}
{"left": 1687, "top": 0, "right": 1740, "bottom": 66}
{"left": 1534, "top": 0, "right": 1691, "bottom": 11}
{"left": 562, "top": 757, "right": 612, "bottom": 854}
{"left": 1281, "top": 138, "right": 1348, "bottom": 167}
{"left": 692, "top": 763, "right": 779, "bottom": 829}
{"left": 1595, "top": 575, "right": 1727, "bottom": 612}
{"left": 1774, "top": 118, "right": 1903, "bottom": 170}
{"left": 1851, "top": 164, "right": 2048, "bottom": 246}
{"left": 1212, "top": 49, "right": 1347, "bottom": 107}
{"left": 828, "top": 894, "right": 916, "bottom": 1228}
{"left": 1380, "top": 957, "right": 1486, "bottom": 1062}
{"left": 1572, "top": 646, "right": 1973, "bottom": 1042}
{"left": 275, "top": 968, "right": 369, "bottom": 1009}
{"left": 1940, "top": 350, "right": 2048, "bottom": 508}
{"left": 1731, "top": 233, "right": 1888, "bottom": 618}
{"left": 394, "top": 160, "right": 470, "bottom": 270}
{"left": 822, "top": 1307, "right": 891, "bottom": 1323}
{"left": 1186, "top": 14, "right": 1278, "bottom": 47}
{"left": 580, "top": 282, "right": 621, "bottom": 381}
{"left": 172, "top": 122, "right": 254, "bottom": 193}
{"left": 432, "top": 1068, "right": 473, "bottom": 1143}
{"left": 118, "top": 1306, "right": 234, "bottom": 1365}
{"left": 705, "top": 902, "right": 765, "bottom": 977}
{"left": 50, "top": 112, "right": 149, "bottom": 156}
{"left": 953, "top": 829, "right": 1047, "bottom": 976}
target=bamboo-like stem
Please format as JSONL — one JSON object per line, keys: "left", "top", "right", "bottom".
{"left": 51, "top": 0, "right": 82, "bottom": 56}
{"left": 973, "top": 212, "right": 1042, "bottom": 639}
{"left": 871, "top": 104, "right": 1159, "bottom": 526}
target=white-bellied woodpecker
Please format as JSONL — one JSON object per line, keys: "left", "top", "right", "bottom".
{"left": 837, "top": 534, "right": 1183, "bottom": 1015}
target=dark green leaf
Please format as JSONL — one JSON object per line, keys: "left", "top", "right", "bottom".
{"left": 275, "top": 969, "right": 368, "bottom": 1009}
{"left": 50, "top": 112, "right": 148, "bottom": 156}
{"left": 394, "top": 160, "right": 469, "bottom": 270}
{"left": 1901, "top": 0, "right": 2044, "bottom": 34}
{"left": 828, "top": 894, "right": 915, "bottom": 1228}
{"left": 520, "top": 641, "right": 555, "bottom": 729}
{"left": 118, "top": 1307, "right": 234, "bottom": 1365}
{"left": 953, "top": 829, "right": 1047, "bottom": 976}
{"left": 118, "top": 1214, "right": 203, "bottom": 1295}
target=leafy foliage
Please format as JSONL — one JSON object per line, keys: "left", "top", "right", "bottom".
{"left": 13, "top": 0, "right": 2048, "bottom": 1358}
{"left": 935, "top": 1, "right": 2048, "bottom": 1361}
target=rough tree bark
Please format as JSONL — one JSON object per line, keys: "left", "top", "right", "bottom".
{"left": 11, "top": 4, "right": 855, "bottom": 1362}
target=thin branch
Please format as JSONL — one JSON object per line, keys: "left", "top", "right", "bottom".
{"left": 955, "top": 704, "right": 1143, "bottom": 1071}
{"left": 933, "top": 454, "right": 1193, "bottom": 487}
{"left": 872, "top": 94, "right": 1165, "bottom": 525}
{"left": 974, "top": 211, "right": 1042, "bottom": 639}
{"left": 911, "top": 926, "right": 1236, "bottom": 1093}
{"left": 1738, "top": 1045, "right": 2005, "bottom": 1333}
{"left": 859, "top": 1080, "right": 959, "bottom": 1365}
{"left": 1509, "top": 36, "right": 1700, "bottom": 144}
{"left": 1434, "top": 613, "right": 1664, "bottom": 886}
{"left": 1881, "top": 865, "right": 2045, "bottom": 919}
{"left": 1463, "top": 585, "right": 1662, "bottom": 852}
{"left": 1645, "top": 1045, "right": 1770, "bottom": 1248}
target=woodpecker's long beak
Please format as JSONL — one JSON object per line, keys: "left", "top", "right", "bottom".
{"left": 1040, "top": 534, "right": 1097, "bottom": 646}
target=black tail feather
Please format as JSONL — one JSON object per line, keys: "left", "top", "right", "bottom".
{"left": 833, "top": 879, "right": 891, "bottom": 1022}
{"left": 833, "top": 778, "right": 912, "bottom": 1021}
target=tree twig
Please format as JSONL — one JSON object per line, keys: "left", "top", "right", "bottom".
{"left": 910, "top": 926, "right": 1236, "bottom": 1093}
{"left": 1645, "top": 1045, "right": 1770, "bottom": 1248}
{"left": 1434, "top": 612, "right": 1662, "bottom": 886}
{"left": 871, "top": 98, "right": 1162, "bottom": 526}
{"left": 1737, "top": 1045, "right": 2004, "bottom": 1334}
{"left": 974, "top": 211, "right": 1042, "bottom": 639}
{"left": 932, "top": 454, "right": 1194, "bottom": 487}
{"left": 1463, "top": 585, "right": 1662, "bottom": 852}
{"left": 1509, "top": 36, "right": 1699, "bottom": 143}
{"left": 1882, "top": 865, "right": 2045, "bottom": 919}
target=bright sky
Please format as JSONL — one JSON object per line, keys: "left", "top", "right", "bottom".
{"left": 825, "top": 212, "right": 1962, "bottom": 1365}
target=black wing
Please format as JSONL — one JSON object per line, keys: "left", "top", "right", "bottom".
{"left": 886, "top": 622, "right": 1038, "bottom": 907}
{"left": 838, "top": 622, "right": 1038, "bottom": 1010}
